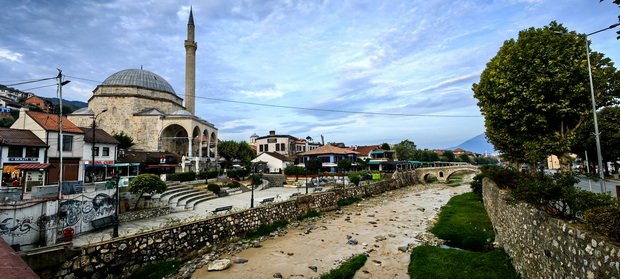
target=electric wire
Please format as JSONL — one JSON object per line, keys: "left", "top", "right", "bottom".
{"left": 4, "top": 77, "right": 56, "bottom": 87}
{"left": 32, "top": 74, "right": 483, "bottom": 118}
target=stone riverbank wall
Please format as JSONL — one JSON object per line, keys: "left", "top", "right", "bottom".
{"left": 483, "top": 179, "right": 620, "bottom": 279}
{"left": 31, "top": 170, "right": 420, "bottom": 278}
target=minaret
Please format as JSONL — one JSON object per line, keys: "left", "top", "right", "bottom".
{"left": 184, "top": 7, "right": 197, "bottom": 114}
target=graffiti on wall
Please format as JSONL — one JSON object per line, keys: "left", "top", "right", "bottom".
{"left": 61, "top": 193, "right": 116, "bottom": 227}
{"left": 0, "top": 216, "right": 42, "bottom": 237}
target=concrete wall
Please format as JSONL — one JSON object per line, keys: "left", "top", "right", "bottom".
{"left": 483, "top": 179, "right": 620, "bottom": 279}
{"left": 29, "top": 170, "right": 420, "bottom": 278}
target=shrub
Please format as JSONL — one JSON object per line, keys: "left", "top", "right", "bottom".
{"left": 206, "top": 170, "right": 218, "bottom": 179}
{"left": 320, "top": 254, "right": 368, "bottom": 279}
{"left": 284, "top": 165, "right": 305, "bottom": 176}
{"left": 245, "top": 220, "right": 289, "bottom": 239}
{"left": 337, "top": 197, "right": 362, "bottom": 207}
{"left": 480, "top": 165, "right": 521, "bottom": 189}
{"left": 584, "top": 206, "right": 620, "bottom": 241}
{"left": 171, "top": 171, "right": 196, "bottom": 182}
{"left": 298, "top": 210, "right": 323, "bottom": 221}
{"left": 207, "top": 183, "right": 220, "bottom": 193}
{"left": 470, "top": 173, "right": 484, "bottom": 195}
{"left": 348, "top": 173, "right": 361, "bottom": 186}
{"left": 230, "top": 181, "right": 241, "bottom": 188}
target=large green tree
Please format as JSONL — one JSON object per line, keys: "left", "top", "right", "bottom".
{"left": 443, "top": 150, "right": 455, "bottom": 162}
{"left": 128, "top": 173, "right": 167, "bottom": 208}
{"left": 337, "top": 159, "right": 352, "bottom": 172}
{"left": 218, "top": 140, "right": 239, "bottom": 169}
{"left": 573, "top": 106, "right": 620, "bottom": 173}
{"left": 472, "top": 21, "right": 620, "bottom": 171}
{"left": 304, "top": 157, "right": 323, "bottom": 173}
{"left": 394, "top": 139, "right": 417, "bottom": 161}
{"left": 113, "top": 131, "right": 134, "bottom": 150}
{"left": 237, "top": 141, "right": 256, "bottom": 168}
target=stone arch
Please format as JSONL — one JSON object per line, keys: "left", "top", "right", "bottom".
{"left": 439, "top": 171, "right": 444, "bottom": 177}
{"left": 191, "top": 126, "right": 201, "bottom": 157}
{"left": 160, "top": 124, "right": 189, "bottom": 156}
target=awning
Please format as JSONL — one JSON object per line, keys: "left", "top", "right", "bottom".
{"left": 3, "top": 165, "right": 19, "bottom": 173}
{"left": 106, "top": 163, "right": 141, "bottom": 167}
{"left": 146, "top": 164, "right": 179, "bottom": 168}
{"left": 367, "top": 161, "right": 381, "bottom": 165}
{"left": 16, "top": 163, "right": 54, "bottom": 170}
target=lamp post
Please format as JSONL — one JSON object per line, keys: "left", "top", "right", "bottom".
{"left": 91, "top": 109, "right": 107, "bottom": 184}
{"left": 555, "top": 22, "right": 619, "bottom": 193}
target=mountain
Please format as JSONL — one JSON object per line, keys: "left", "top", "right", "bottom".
{"left": 46, "top": 97, "right": 88, "bottom": 109}
{"left": 448, "top": 133, "right": 497, "bottom": 155}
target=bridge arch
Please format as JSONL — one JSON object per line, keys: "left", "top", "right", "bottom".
{"left": 415, "top": 166, "right": 481, "bottom": 184}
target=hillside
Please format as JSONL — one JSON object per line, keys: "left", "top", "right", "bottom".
{"left": 46, "top": 97, "right": 88, "bottom": 109}
{"left": 448, "top": 133, "right": 497, "bottom": 155}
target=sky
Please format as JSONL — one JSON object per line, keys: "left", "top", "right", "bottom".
{"left": 0, "top": 0, "right": 618, "bottom": 150}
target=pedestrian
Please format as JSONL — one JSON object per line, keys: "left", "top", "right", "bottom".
{"left": 12, "top": 179, "right": 19, "bottom": 187}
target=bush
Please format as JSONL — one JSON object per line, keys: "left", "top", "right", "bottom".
{"left": 320, "top": 254, "right": 368, "bottom": 279}
{"left": 199, "top": 170, "right": 219, "bottom": 179}
{"left": 207, "top": 183, "right": 220, "bottom": 193}
{"left": 584, "top": 206, "right": 620, "bottom": 241}
{"left": 337, "top": 197, "right": 362, "bottom": 207}
{"left": 298, "top": 210, "right": 323, "bottom": 221}
{"left": 470, "top": 173, "right": 484, "bottom": 195}
{"left": 228, "top": 181, "right": 241, "bottom": 188}
{"left": 245, "top": 220, "right": 289, "bottom": 239}
{"left": 284, "top": 165, "right": 305, "bottom": 176}
{"left": 171, "top": 171, "right": 196, "bottom": 182}
{"left": 348, "top": 173, "right": 361, "bottom": 186}
{"left": 480, "top": 165, "right": 521, "bottom": 189}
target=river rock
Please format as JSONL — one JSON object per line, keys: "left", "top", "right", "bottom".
{"left": 309, "top": 266, "right": 318, "bottom": 272}
{"left": 347, "top": 239, "right": 358, "bottom": 245}
{"left": 273, "top": 272, "right": 283, "bottom": 278}
{"left": 207, "top": 259, "right": 232, "bottom": 271}
{"left": 234, "top": 258, "right": 248, "bottom": 264}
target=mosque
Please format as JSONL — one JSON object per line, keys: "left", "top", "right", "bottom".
{"left": 67, "top": 8, "right": 218, "bottom": 172}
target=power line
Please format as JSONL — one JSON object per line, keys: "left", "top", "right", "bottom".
{"left": 21, "top": 84, "right": 58, "bottom": 91}
{"left": 197, "top": 96, "right": 482, "bottom": 118}
{"left": 4, "top": 77, "right": 56, "bottom": 87}
{"left": 60, "top": 74, "right": 482, "bottom": 118}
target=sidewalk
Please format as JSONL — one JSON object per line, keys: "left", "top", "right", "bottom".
{"left": 71, "top": 186, "right": 322, "bottom": 246}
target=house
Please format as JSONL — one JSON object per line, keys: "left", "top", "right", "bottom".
{"left": 349, "top": 145, "right": 381, "bottom": 161}
{"left": 0, "top": 127, "right": 49, "bottom": 190}
{"left": 299, "top": 145, "right": 359, "bottom": 172}
{"left": 254, "top": 130, "right": 297, "bottom": 157}
{"left": 79, "top": 127, "right": 120, "bottom": 183}
{"left": 11, "top": 108, "right": 85, "bottom": 183}
{"left": 23, "top": 96, "right": 54, "bottom": 113}
{"left": 251, "top": 152, "right": 292, "bottom": 174}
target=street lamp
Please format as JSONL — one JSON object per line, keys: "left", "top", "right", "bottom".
{"left": 555, "top": 22, "right": 619, "bottom": 193}
{"left": 91, "top": 109, "right": 107, "bottom": 184}
{"left": 55, "top": 70, "right": 70, "bottom": 243}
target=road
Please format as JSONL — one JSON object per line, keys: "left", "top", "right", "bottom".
{"left": 575, "top": 175, "right": 618, "bottom": 197}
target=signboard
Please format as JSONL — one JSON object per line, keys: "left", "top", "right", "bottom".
{"left": 8, "top": 157, "right": 38, "bottom": 162}
{"left": 267, "top": 139, "right": 277, "bottom": 143}
{"left": 372, "top": 173, "right": 381, "bottom": 180}
{"left": 84, "top": 161, "right": 115, "bottom": 165}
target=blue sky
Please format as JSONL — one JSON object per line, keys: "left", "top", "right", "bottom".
{"left": 0, "top": 0, "right": 618, "bottom": 150}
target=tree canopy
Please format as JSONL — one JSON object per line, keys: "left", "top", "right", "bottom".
{"left": 304, "top": 157, "right": 323, "bottom": 173}
{"left": 394, "top": 139, "right": 417, "bottom": 161}
{"left": 443, "top": 150, "right": 455, "bottom": 162}
{"left": 337, "top": 159, "right": 352, "bottom": 172}
{"left": 380, "top": 143, "right": 391, "bottom": 150}
{"left": 128, "top": 173, "right": 167, "bottom": 208}
{"left": 113, "top": 131, "right": 134, "bottom": 150}
{"left": 218, "top": 140, "right": 256, "bottom": 169}
{"left": 472, "top": 21, "right": 620, "bottom": 171}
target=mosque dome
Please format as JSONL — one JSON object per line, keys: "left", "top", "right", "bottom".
{"left": 102, "top": 69, "right": 176, "bottom": 95}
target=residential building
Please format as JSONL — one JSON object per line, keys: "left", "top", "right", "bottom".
{"left": 254, "top": 130, "right": 297, "bottom": 157}
{"left": 0, "top": 127, "right": 49, "bottom": 190}
{"left": 299, "top": 145, "right": 359, "bottom": 172}
{"left": 251, "top": 152, "right": 292, "bottom": 173}
{"left": 23, "top": 96, "right": 54, "bottom": 113}
{"left": 11, "top": 109, "right": 85, "bottom": 183}
{"left": 79, "top": 127, "right": 120, "bottom": 183}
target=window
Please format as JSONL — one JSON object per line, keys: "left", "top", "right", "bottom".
{"left": 8, "top": 146, "right": 22, "bottom": 157}
{"left": 280, "top": 143, "right": 285, "bottom": 151}
{"left": 93, "top": 147, "right": 99, "bottom": 156}
{"left": 62, "top": 135, "right": 73, "bottom": 151}
{"left": 260, "top": 145, "right": 264, "bottom": 152}
{"left": 276, "top": 144, "right": 280, "bottom": 151}
{"left": 265, "top": 144, "right": 269, "bottom": 152}
{"left": 25, "top": 147, "right": 38, "bottom": 157}
{"left": 102, "top": 147, "right": 110, "bottom": 156}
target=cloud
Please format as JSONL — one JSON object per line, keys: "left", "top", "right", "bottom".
{"left": 0, "top": 49, "right": 23, "bottom": 62}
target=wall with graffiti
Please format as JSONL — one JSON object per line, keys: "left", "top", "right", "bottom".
{"left": 0, "top": 189, "right": 116, "bottom": 249}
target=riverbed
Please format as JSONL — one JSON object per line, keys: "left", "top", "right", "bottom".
{"left": 192, "top": 178, "right": 472, "bottom": 278}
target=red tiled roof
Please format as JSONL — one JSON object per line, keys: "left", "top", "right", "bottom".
{"left": 26, "top": 111, "right": 83, "bottom": 133}
{"left": 299, "top": 145, "right": 359, "bottom": 156}
{"left": 352, "top": 145, "right": 380, "bottom": 156}
{"left": 80, "top": 127, "right": 121, "bottom": 144}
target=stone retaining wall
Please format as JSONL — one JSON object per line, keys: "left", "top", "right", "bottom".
{"left": 483, "top": 179, "right": 620, "bottom": 279}
{"left": 32, "top": 170, "right": 420, "bottom": 278}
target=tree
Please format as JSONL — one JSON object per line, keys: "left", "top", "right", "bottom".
{"left": 337, "top": 159, "right": 351, "bottom": 172}
{"left": 237, "top": 141, "right": 256, "bottom": 169}
{"left": 443, "top": 150, "right": 455, "bottom": 162}
{"left": 472, "top": 21, "right": 620, "bottom": 171}
{"left": 573, "top": 106, "right": 620, "bottom": 174}
{"left": 113, "top": 131, "right": 134, "bottom": 150}
{"left": 394, "top": 139, "right": 417, "bottom": 161}
{"left": 305, "top": 157, "right": 323, "bottom": 174}
{"left": 349, "top": 173, "right": 361, "bottom": 187}
{"left": 380, "top": 143, "right": 391, "bottom": 150}
{"left": 218, "top": 140, "right": 239, "bottom": 169}
{"left": 356, "top": 158, "right": 369, "bottom": 171}
{"left": 128, "top": 173, "right": 167, "bottom": 208}
{"left": 599, "top": 0, "right": 620, "bottom": 39}
{"left": 0, "top": 117, "right": 15, "bottom": 128}
{"left": 459, "top": 154, "right": 472, "bottom": 163}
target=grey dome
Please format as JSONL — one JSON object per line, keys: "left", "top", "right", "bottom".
{"left": 102, "top": 69, "right": 176, "bottom": 94}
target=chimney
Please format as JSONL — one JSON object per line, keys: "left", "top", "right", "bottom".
{"left": 269, "top": 130, "right": 276, "bottom": 136}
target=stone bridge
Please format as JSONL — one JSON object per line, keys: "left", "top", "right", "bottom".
{"left": 414, "top": 165, "right": 480, "bottom": 183}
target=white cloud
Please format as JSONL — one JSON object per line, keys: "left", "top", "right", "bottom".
{"left": 0, "top": 49, "right": 23, "bottom": 62}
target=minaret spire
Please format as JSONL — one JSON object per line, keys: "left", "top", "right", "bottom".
{"left": 184, "top": 6, "right": 197, "bottom": 114}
